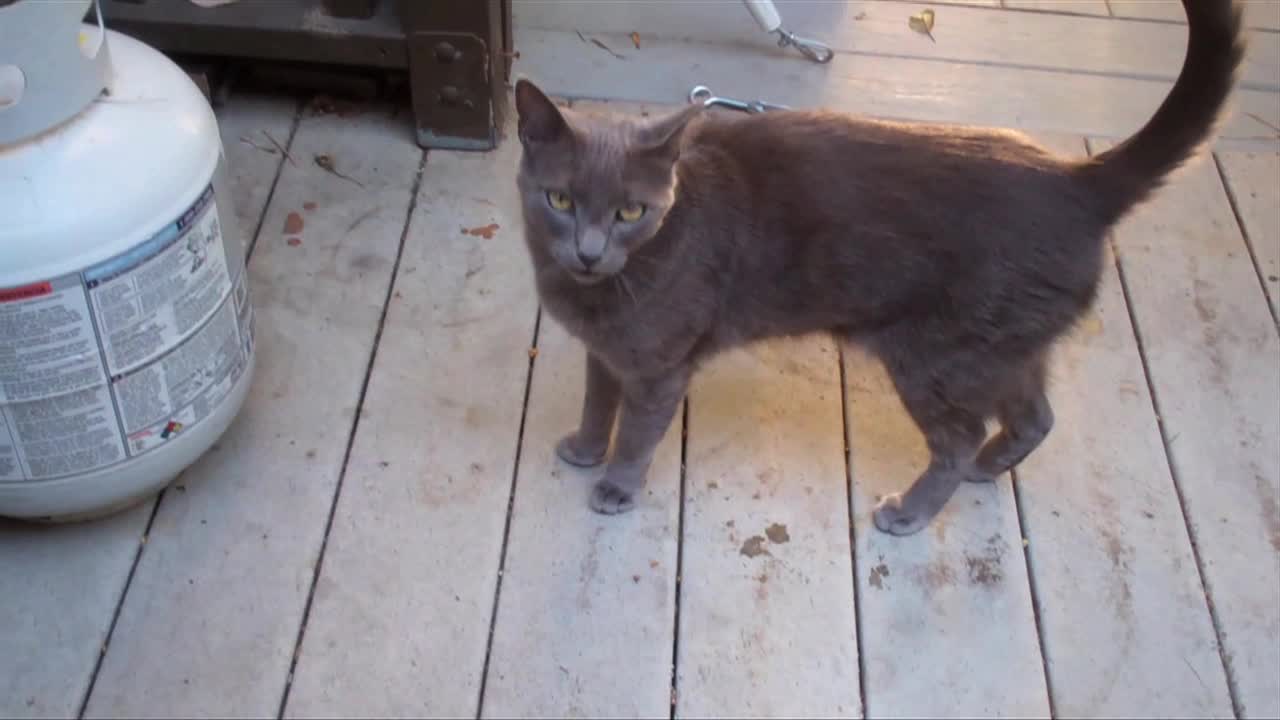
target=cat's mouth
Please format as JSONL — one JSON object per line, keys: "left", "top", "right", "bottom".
{"left": 568, "top": 269, "right": 611, "bottom": 285}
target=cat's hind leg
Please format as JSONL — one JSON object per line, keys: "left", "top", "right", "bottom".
{"left": 870, "top": 347, "right": 992, "bottom": 536}
{"left": 872, "top": 406, "right": 987, "bottom": 536}
{"left": 970, "top": 355, "right": 1054, "bottom": 483}
{"left": 557, "top": 352, "right": 622, "bottom": 467}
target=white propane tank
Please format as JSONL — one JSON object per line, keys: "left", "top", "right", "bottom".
{"left": 0, "top": 0, "right": 256, "bottom": 520}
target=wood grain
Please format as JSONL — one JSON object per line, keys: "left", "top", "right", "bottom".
{"left": 680, "top": 339, "right": 860, "bottom": 718}
{"left": 1216, "top": 150, "right": 1280, "bottom": 323}
{"left": 85, "top": 104, "right": 420, "bottom": 718}
{"left": 1017, "top": 134, "right": 1233, "bottom": 718}
{"left": 1098, "top": 138, "right": 1280, "bottom": 720}
{"left": 0, "top": 92, "right": 293, "bottom": 720}
{"left": 284, "top": 114, "right": 537, "bottom": 718}
{"left": 514, "top": 28, "right": 1280, "bottom": 142}
{"left": 844, "top": 348, "right": 1050, "bottom": 718}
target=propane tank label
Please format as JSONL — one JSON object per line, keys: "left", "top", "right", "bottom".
{"left": 0, "top": 413, "right": 17, "bottom": 482}
{"left": 85, "top": 185, "right": 233, "bottom": 377}
{"left": 113, "top": 288, "right": 245, "bottom": 455}
{"left": 0, "top": 274, "right": 109, "bottom": 404}
{"left": 0, "top": 273, "right": 126, "bottom": 481}
{"left": 0, "top": 176, "right": 252, "bottom": 483}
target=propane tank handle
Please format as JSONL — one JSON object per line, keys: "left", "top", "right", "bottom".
{"left": 0, "top": 0, "right": 113, "bottom": 146}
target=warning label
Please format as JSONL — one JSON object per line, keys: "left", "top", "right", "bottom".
{"left": 86, "top": 185, "right": 232, "bottom": 376}
{"left": 5, "top": 385, "right": 126, "bottom": 480}
{"left": 0, "top": 282, "right": 53, "bottom": 304}
{"left": 0, "top": 411, "right": 20, "bottom": 482}
{"left": 233, "top": 266, "right": 256, "bottom": 364}
{"left": 0, "top": 168, "right": 251, "bottom": 484}
{"left": 0, "top": 274, "right": 106, "bottom": 404}
{"left": 114, "top": 296, "right": 245, "bottom": 454}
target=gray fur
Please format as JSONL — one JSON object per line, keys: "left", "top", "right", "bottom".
{"left": 512, "top": 0, "right": 1245, "bottom": 533}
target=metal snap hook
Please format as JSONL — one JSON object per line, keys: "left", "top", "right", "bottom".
{"left": 686, "top": 85, "right": 790, "bottom": 114}
{"left": 775, "top": 28, "right": 834, "bottom": 64}
{"left": 688, "top": 85, "right": 715, "bottom": 105}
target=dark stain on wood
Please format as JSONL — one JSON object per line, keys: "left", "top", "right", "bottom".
{"left": 461, "top": 223, "right": 500, "bottom": 239}
{"left": 869, "top": 563, "right": 890, "bottom": 589}
{"left": 740, "top": 535, "right": 770, "bottom": 558}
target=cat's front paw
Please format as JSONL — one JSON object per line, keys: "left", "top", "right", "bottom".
{"left": 589, "top": 480, "right": 636, "bottom": 515}
{"left": 556, "top": 433, "right": 608, "bottom": 467}
{"left": 873, "top": 493, "right": 930, "bottom": 536}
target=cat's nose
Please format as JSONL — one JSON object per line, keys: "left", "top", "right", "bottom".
{"left": 576, "top": 229, "right": 607, "bottom": 269}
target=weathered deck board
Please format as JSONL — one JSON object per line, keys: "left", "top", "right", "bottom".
{"left": 1244, "top": 0, "right": 1280, "bottom": 30}
{"left": 1110, "top": 0, "right": 1280, "bottom": 28}
{"left": 1108, "top": 0, "right": 1185, "bottom": 22}
{"left": 516, "top": 1, "right": 1278, "bottom": 91}
{"left": 1098, "top": 140, "right": 1280, "bottom": 719}
{"left": 479, "top": 100, "right": 683, "bottom": 720}
{"left": 1004, "top": 0, "right": 1111, "bottom": 16}
{"left": 514, "top": 28, "right": 1280, "bottom": 143}
{"left": 482, "top": 319, "right": 683, "bottom": 719}
{"left": 1016, "top": 135, "right": 1233, "bottom": 718}
{"left": 843, "top": 352, "right": 1049, "bottom": 718}
{"left": 218, "top": 94, "right": 298, "bottom": 250}
{"left": 512, "top": 0, "right": 1000, "bottom": 47}
{"left": 9, "top": 2, "right": 1278, "bottom": 715}
{"left": 0, "top": 92, "right": 292, "bottom": 720}
{"left": 283, "top": 116, "right": 536, "bottom": 718}
{"left": 84, "top": 104, "right": 421, "bottom": 718}
{"left": 1216, "top": 150, "right": 1280, "bottom": 323}
{"left": 678, "top": 339, "right": 860, "bottom": 718}
{"left": 0, "top": 507, "right": 151, "bottom": 719}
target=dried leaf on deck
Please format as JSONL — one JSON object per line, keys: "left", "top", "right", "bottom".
{"left": 590, "top": 37, "right": 626, "bottom": 60}
{"left": 314, "top": 153, "right": 365, "bottom": 188}
{"left": 908, "top": 8, "right": 936, "bottom": 43}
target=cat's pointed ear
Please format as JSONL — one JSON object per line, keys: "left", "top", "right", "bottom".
{"left": 635, "top": 104, "right": 704, "bottom": 162}
{"left": 515, "top": 78, "right": 568, "bottom": 147}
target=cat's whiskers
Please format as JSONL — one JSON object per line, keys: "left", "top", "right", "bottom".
{"left": 610, "top": 275, "right": 625, "bottom": 305}
{"left": 616, "top": 273, "right": 639, "bottom": 306}
{"left": 627, "top": 253, "right": 665, "bottom": 271}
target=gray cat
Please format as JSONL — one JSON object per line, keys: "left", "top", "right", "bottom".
{"left": 513, "top": 0, "right": 1245, "bottom": 535}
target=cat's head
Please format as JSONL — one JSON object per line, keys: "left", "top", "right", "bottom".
{"left": 513, "top": 79, "right": 702, "bottom": 284}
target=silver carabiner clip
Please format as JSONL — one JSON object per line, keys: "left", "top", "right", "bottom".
{"left": 774, "top": 28, "right": 834, "bottom": 64}
{"left": 688, "top": 85, "right": 790, "bottom": 114}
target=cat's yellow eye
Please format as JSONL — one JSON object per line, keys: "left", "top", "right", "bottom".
{"left": 547, "top": 190, "right": 574, "bottom": 212}
{"left": 617, "top": 203, "right": 646, "bottom": 223}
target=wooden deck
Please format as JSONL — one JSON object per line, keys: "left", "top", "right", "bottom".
{"left": 3, "top": 2, "right": 1278, "bottom": 718}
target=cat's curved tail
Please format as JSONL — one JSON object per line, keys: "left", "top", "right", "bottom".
{"left": 1081, "top": 0, "right": 1247, "bottom": 222}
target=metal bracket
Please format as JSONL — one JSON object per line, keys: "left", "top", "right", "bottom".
{"left": 96, "top": 0, "right": 512, "bottom": 152}
{"left": 404, "top": 31, "right": 495, "bottom": 151}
